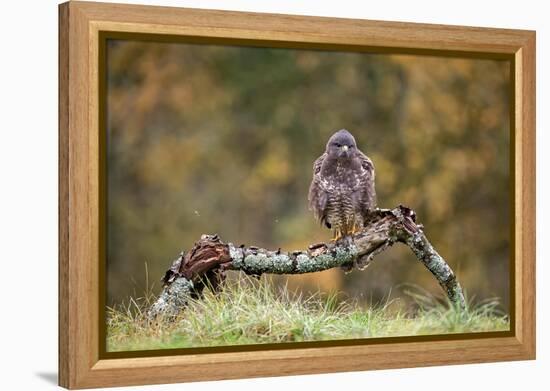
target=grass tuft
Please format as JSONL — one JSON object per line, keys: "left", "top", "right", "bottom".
{"left": 107, "top": 276, "right": 509, "bottom": 352}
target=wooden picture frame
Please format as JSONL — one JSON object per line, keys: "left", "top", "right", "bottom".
{"left": 59, "top": 1, "right": 536, "bottom": 388}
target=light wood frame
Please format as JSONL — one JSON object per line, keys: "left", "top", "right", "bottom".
{"left": 59, "top": 1, "right": 536, "bottom": 389}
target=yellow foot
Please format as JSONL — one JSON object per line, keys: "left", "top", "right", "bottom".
{"left": 350, "top": 226, "right": 361, "bottom": 235}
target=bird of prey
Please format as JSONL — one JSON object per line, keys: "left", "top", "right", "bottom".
{"left": 308, "top": 129, "right": 376, "bottom": 241}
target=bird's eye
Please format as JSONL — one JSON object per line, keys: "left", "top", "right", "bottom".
{"left": 335, "top": 143, "right": 341, "bottom": 148}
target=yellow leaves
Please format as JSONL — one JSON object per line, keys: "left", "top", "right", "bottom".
{"left": 167, "top": 84, "right": 193, "bottom": 108}
{"left": 431, "top": 92, "right": 464, "bottom": 135}
{"left": 480, "top": 106, "right": 503, "bottom": 130}
{"left": 258, "top": 152, "right": 291, "bottom": 184}
{"left": 377, "top": 76, "right": 403, "bottom": 108}
{"left": 295, "top": 52, "right": 321, "bottom": 71}
{"left": 400, "top": 187, "right": 421, "bottom": 208}
{"left": 335, "top": 63, "right": 359, "bottom": 89}
{"left": 137, "top": 135, "right": 198, "bottom": 191}
{"left": 134, "top": 79, "right": 161, "bottom": 115}
{"left": 106, "top": 40, "right": 512, "bottom": 309}
{"left": 424, "top": 176, "right": 453, "bottom": 221}
{"left": 406, "top": 147, "right": 425, "bottom": 171}
{"left": 440, "top": 147, "right": 494, "bottom": 184}
{"left": 273, "top": 104, "right": 296, "bottom": 129}
{"left": 241, "top": 141, "right": 291, "bottom": 202}
{"left": 369, "top": 152, "right": 397, "bottom": 191}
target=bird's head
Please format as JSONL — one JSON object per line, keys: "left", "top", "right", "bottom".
{"left": 326, "top": 129, "right": 357, "bottom": 160}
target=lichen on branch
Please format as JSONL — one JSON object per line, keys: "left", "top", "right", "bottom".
{"left": 148, "top": 205, "right": 465, "bottom": 318}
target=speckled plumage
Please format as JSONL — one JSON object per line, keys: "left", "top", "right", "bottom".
{"left": 308, "top": 129, "right": 376, "bottom": 239}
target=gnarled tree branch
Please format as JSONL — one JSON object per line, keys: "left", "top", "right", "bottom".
{"left": 148, "top": 205, "right": 465, "bottom": 318}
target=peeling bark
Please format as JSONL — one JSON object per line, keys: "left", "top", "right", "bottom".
{"left": 148, "top": 205, "right": 465, "bottom": 318}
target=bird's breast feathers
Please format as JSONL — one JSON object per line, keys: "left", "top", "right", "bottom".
{"left": 318, "top": 162, "right": 368, "bottom": 193}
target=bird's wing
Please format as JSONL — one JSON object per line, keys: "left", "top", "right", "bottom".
{"left": 308, "top": 153, "right": 329, "bottom": 225}
{"left": 357, "top": 151, "right": 376, "bottom": 212}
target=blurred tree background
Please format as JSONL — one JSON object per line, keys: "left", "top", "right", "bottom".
{"left": 106, "top": 39, "right": 510, "bottom": 312}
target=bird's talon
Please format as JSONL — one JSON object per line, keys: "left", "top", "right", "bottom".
{"left": 331, "top": 232, "right": 343, "bottom": 242}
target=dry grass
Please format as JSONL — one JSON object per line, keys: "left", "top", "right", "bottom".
{"left": 106, "top": 276, "right": 509, "bottom": 352}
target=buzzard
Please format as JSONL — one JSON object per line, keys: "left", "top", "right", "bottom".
{"left": 308, "top": 129, "right": 376, "bottom": 241}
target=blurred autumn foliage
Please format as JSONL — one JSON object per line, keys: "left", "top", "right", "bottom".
{"left": 106, "top": 39, "right": 510, "bottom": 311}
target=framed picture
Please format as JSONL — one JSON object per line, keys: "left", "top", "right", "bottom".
{"left": 59, "top": 1, "right": 535, "bottom": 389}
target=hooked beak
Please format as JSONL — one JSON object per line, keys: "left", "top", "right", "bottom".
{"left": 339, "top": 145, "right": 350, "bottom": 158}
